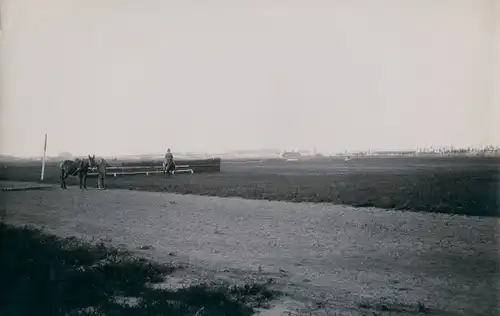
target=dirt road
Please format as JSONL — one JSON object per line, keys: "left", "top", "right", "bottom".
{"left": 1, "top": 187, "right": 498, "bottom": 315}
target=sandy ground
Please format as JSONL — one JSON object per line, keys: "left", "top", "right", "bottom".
{"left": 1, "top": 186, "right": 499, "bottom": 316}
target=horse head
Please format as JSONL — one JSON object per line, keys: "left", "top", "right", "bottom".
{"left": 88, "top": 154, "right": 96, "bottom": 167}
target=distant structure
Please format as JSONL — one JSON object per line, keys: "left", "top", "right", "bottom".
{"left": 372, "top": 150, "right": 416, "bottom": 157}
{"left": 336, "top": 146, "right": 500, "bottom": 158}
{"left": 57, "top": 152, "right": 73, "bottom": 160}
{"left": 280, "top": 151, "right": 302, "bottom": 159}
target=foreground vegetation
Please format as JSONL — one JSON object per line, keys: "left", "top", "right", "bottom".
{"left": 0, "top": 223, "right": 277, "bottom": 316}
{"left": 1, "top": 157, "right": 498, "bottom": 217}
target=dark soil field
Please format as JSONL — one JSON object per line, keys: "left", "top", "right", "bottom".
{"left": 1, "top": 156, "right": 498, "bottom": 217}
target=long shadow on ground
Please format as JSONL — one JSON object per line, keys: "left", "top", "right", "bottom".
{"left": 0, "top": 223, "right": 277, "bottom": 316}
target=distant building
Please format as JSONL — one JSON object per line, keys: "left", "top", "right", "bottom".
{"left": 280, "top": 151, "right": 301, "bottom": 159}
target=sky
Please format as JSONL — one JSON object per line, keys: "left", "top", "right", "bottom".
{"left": 0, "top": 0, "right": 498, "bottom": 157}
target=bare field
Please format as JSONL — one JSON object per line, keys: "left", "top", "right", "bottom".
{"left": 1, "top": 156, "right": 499, "bottom": 217}
{"left": 1, "top": 157, "right": 499, "bottom": 315}
{"left": 1, "top": 188, "right": 499, "bottom": 315}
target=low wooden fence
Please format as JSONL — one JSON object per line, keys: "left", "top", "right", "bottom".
{"left": 87, "top": 158, "right": 221, "bottom": 177}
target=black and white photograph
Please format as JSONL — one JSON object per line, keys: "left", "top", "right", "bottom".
{"left": 0, "top": 1, "right": 499, "bottom": 315}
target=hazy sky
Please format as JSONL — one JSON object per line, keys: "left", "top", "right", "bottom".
{"left": 1, "top": 0, "right": 498, "bottom": 157}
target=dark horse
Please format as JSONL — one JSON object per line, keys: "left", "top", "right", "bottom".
{"left": 162, "top": 160, "right": 176, "bottom": 178}
{"left": 60, "top": 155, "right": 96, "bottom": 189}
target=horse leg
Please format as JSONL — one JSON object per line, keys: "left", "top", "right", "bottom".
{"left": 165, "top": 164, "right": 170, "bottom": 177}
{"left": 83, "top": 173, "right": 87, "bottom": 189}
{"left": 60, "top": 169, "right": 65, "bottom": 189}
{"left": 62, "top": 172, "right": 68, "bottom": 189}
{"left": 64, "top": 172, "right": 69, "bottom": 189}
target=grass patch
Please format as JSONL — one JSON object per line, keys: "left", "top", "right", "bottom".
{"left": 0, "top": 223, "right": 278, "bottom": 316}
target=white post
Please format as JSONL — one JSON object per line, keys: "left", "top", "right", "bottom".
{"left": 41, "top": 133, "right": 47, "bottom": 181}
{"left": 0, "top": 2, "right": 3, "bottom": 39}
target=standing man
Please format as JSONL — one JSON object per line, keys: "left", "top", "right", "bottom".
{"left": 97, "top": 158, "right": 107, "bottom": 190}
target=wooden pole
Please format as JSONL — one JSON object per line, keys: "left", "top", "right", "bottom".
{"left": 41, "top": 133, "right": 47, "bottom": 181}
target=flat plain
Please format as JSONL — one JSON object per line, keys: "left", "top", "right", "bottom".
{"left": 1, "top": 156, "right": 499, "bottom": 315}
{"left": 1, "top": 156, "right": 498, "bottom": 216}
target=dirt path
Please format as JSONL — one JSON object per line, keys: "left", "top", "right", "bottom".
{"left": 1, "top": 187, "right": 498, "bottom": 315}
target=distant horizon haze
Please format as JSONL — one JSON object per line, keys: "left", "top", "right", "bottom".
{"left": 2, "top": 144, "right": 499, "bottom": 160}
{"left": 1, "top": 0, "right": 498, "bottom": 157}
